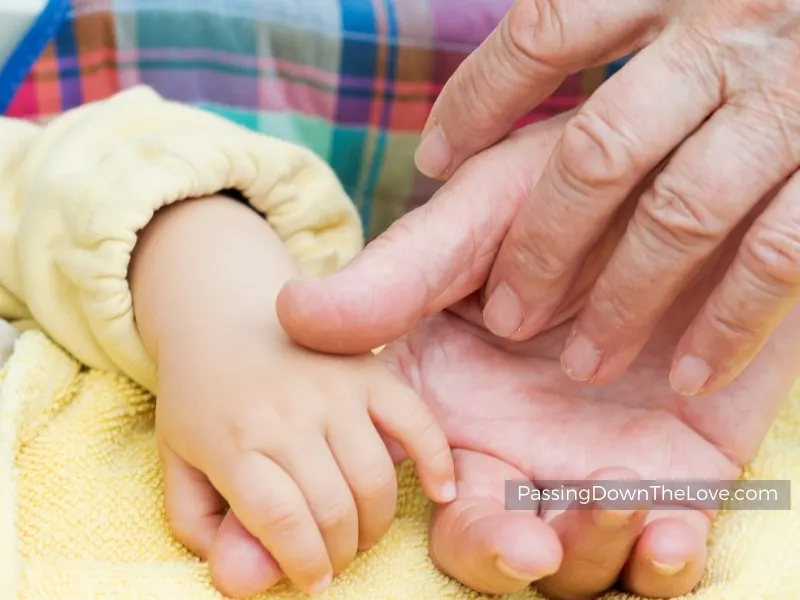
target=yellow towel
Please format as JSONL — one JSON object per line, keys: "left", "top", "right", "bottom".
{"left": 2, "top": 331, "right": 800, "bottom": 600}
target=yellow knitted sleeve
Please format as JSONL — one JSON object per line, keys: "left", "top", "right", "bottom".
{"left": 0, "top": 87, "right": 363, "bottom": 392}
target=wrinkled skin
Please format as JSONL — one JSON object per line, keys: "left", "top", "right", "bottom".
{"left": 207, "top": 117, "right": 800, "bottom": 599}
{"left": 389, "top": 295, "right": 800, "bottom": 599}
{"left": 209, "top": 284, "right": 800, "bottom": 599}
{"left": 416, "top": 0, "right": 800, "bottom": 398}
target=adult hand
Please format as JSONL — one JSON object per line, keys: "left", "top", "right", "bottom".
{"left": 414, "top": 0, "right": 800, "bottom": 395}
{"left": 216, "top": 115, "right": 800, "bottom": 599}
{"left": 209, "top": 277, "right": 800, "bottom": 599}
{"left": 276, "top": 114, "right": 573, "bottom": 354}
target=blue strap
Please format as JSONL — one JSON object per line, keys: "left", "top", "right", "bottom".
{"left": 0, "top": 0, "right": 71, "bottom": 114}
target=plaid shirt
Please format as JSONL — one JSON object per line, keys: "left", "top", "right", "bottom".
{"left": 3, "top": 0, "right": 622, "bottom": 240}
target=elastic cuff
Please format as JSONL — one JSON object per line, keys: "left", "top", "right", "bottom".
{"left": 17, "top": 88, "right": 362, "bottom": 391}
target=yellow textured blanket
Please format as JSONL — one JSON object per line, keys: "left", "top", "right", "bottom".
{"left": 2, "top": 331, "right": 800, "bottom": 600}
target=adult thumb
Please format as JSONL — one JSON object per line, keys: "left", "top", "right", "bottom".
{"left": 276, "top": 115, "right": 569, "bottom": 354}
{"left": 276, "top": 189, "right": 497, "bottom": 354}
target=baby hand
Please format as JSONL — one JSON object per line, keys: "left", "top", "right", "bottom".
{"left": 155, "top": 331, "right": 455, "bottom": 595}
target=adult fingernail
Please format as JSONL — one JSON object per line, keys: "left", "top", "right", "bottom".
{"left": 483, "top": 283, "right": 523, "bottom": 338}
{"left": 309, "top": 573, "right": 332, "bottom": 595}
{"left": 495, "top": 556, "right": 555, "bottom": 582}
{"left": 415, "top": 120, "right": 452, "bottom": 178}
{"left": 670, "top": 355, "right": 712, "bottom": 396}
{"left": 561, "top": 333, "right": 602, "bottom": 381}
{"left": 650, "top": 558, "right": 686, "bottom": 576}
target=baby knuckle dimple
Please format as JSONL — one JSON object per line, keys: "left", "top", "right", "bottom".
{"left": 638, "top": 173, "right": 722, "bottom": 251}
{"left": 254, "top": 501, "right": 307, "bottom": 537}
{"left": 411, "top": 405, "right": 446, "bottom": 445}
{"left": 742, "top": 222, "right": 800, "bottom": 286}
{"left": 315, "top": 500, "right": 355, "bottom": 532}
{"left": 425, "top": 440, "right": 455, "bottom": 472}
{"left": 558, "top": 109, "right": 637, "bottom": 189}
{"left": 223, "top": 411, "right": 285, "bottom": 455}
{"left": 355, "top": 464, "right": 396, "bottom": 502}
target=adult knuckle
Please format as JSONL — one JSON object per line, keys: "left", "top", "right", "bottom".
{"left": 742, "top": 222, "right": 800, "bottom": 287}
{"left": 558, "top": 109, "right": 639, "bottom": 190}
{"left": 638, "top": 172, "right": 722, "bottom": 252}
{"left": 733, "top": 0, "right": 795, "bottom": 22}
{"left": 503, "top": 0, "right": 565, "bottom": 66}
{"left": 509, "top": 226, "right": 569, "bottom": 283}
{"left": 704, "top": 299, "right": 758, "bottom": 348}
{"left": 449, "top": 55, "right": 508, "bottom": 136}
{"left": 662, "top": 32, "right": 723, "bottom": 101}
{"left": 591, "top": 286, "right": 642, "bottom": 333}
{"left": 750, "top": 90, "right": 800, "bottom": 164}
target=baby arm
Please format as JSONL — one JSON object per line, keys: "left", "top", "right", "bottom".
{"left": 0, "top": 89, "right": 454, "bottom": 595}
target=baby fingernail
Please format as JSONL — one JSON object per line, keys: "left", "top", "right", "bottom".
{"left": 309, "top": 573, "right": 332, "bottom": 595}
{"left": 670, "top": 355, "right": 711, "bottom": 396}
{"left": 650, "top": 558, "right": 686, "bottom": 576}
{"left": 561, "top": 333, "right": 602, "bottom": 382}
{"left": 483, "top": 283, "right": 523, "bottom": 338}
{"left": 414, "top": 121, "right": 452, "bottom": 178}
{"left": 440, "top": 480, "right": 457, "bottom": 503}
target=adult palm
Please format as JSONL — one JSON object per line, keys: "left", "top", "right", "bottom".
{"left": 388, "top": 287, "right": 799, "bottom": 598}
{"left": 209, "top": 289, "right": 799, "bottom": 600}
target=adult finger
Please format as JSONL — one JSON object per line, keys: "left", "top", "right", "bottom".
{"left": 621, "top": 511, "right": 710, "bottom": 597}
{"left": 428, "top": 449, "right": 562, "bottom": 595}
{"left": 210, "top": 450, "right": 333, "bottom": 595}
{"left": 327, "top": 407, "right": 399, "bottom": 551}
{"left": 271, "top": 436, "right": 360, "bottom": 575}
{"left": 670, "top": 170, "right": 800, "bottom": 395}
{"left": 536, "top": 468, "right": 649, "bottom": 600}
{"left": 368, "top": 379, "right": 456, "bottom": 505}
{"left": 209, "top": 512, "right": 283, "bottom": 599}
{"left": 482, "top": 29, "right": 724, "bottom": 342}
{"left": 564, "top": 89, "right": 800, "bottom": 384}
{"left": 414, "top": 0, "right": 663, "bottom": 179}
{"left": 159, "top": 440, "right": 224, "bottom": 559}
{"left": 277, "top": 114, "right": 570, "bottom": 354}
